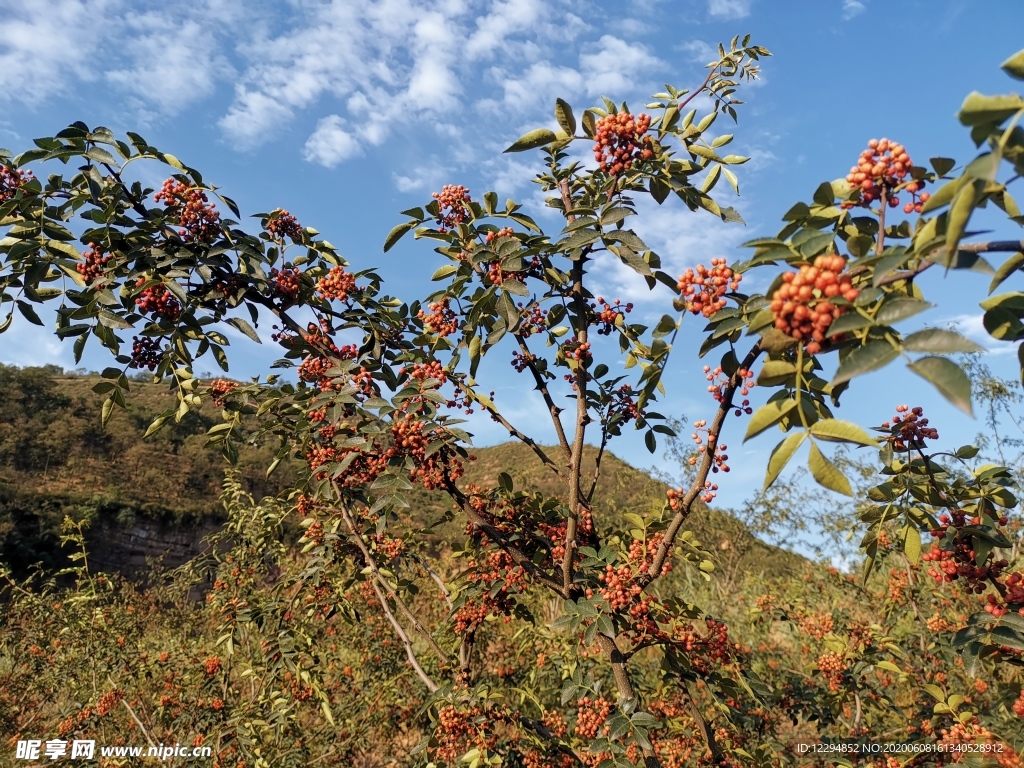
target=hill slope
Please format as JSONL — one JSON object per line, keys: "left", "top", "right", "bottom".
{"left": 0, "top": 364, "right": 803, "bottom": 578}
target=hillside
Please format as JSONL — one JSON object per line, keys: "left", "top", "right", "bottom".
{"left": 0, "top": 364, "right": 803, "bottom": 578}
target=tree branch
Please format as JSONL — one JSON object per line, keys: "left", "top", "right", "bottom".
{"left": 639, "top": 341, "right": 763, "bottom": 588}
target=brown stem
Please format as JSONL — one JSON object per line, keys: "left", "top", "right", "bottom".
{"left": 876, "top": 188, "right": 887, "bottom": 256}
{"left": 595, "top": 633, "right": 662, "bottom": 767}
{"left": 515, "top": 332, "right": 572, "bottom": 459}
{"left": 562, "top": 177, "right": 589, "bottom": 596}
{"left": 639, "top": 341, "right": 764, "bottom": 587}
{"left": 367, "top": 571, "right": 439, "bottom": 692}
{"left": 335, "top": 497, "right": 451, "bottom": 671}
{"left": 451, "top": 375, "right": 566, "bottom": 481}
{"left": 444, "top": 478, "right": 566, "bottom": 595}
{"left": 683, "top": 682, "right": 725, "bottom": 765}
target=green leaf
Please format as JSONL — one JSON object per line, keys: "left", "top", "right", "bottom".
{"left": 875, "top": 297, "right": 933, "bottom": 326}
{"left": 908, "top": 356, "right": 973, "bottom": 415}
{"left": 554, "top": 98, "right": 576, "bottom": 135}
{"left": 764, "top": 431, "right": 806, "bottom": 489}
{"left": 930, "top": 157, "right": 956, "bottom": 177}
{"left": 744, "top": 399, "right": 797, "bottom": 442}
{"left": 227, "top": 317, "right": 262, "bottom": 344}
{"left": 1002, "top": 49, "right": 1024, "bottom": 81}
{"left": 990, "top": 252, "right": 1024, "bottom": 293}
{"left": 431, "top": 264, "right": 459, "bottom": 281}
{"left": 902, "top": 328, "right": 984, "bottom": 354}
{"left": 504, "top": 128, "right": 557, "bottom": 153}
{"left": 810, "top": 419, "right": 877, "bottom": 447}
{"left": 903, "top": 525, "right": 922, "bottom": 565}
{"left": 958, "top": 91, "right": 1024, "bottom": 126}
{"left": 16, "top": 300, "right": 43, "bottom": 326}
{"left": 808, "top": 441, "right": 853, "bottom": 496}
{"left": 383, "top": 220, "right": 418, "bottom": 252}
{"left": 946, "top": 180, "right": 980, "bottom": 256}
{"left": 832, "top": 341, "right": 899, "bottom": 385}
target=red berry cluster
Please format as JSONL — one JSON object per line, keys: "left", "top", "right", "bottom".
{"left": 296, "top": 324, "right": 359, "bottom": 392}
{"left": 609, "top": 384, "right": 643, "bottom": 424}
{"left": 677, "top": 259, "right": 741, "bottom": 318}
{"left": 0, "top": 165, "right": 33, "bottom": 204}
{"left": 269, "top": 266, "right": 301, "bottom": 305}
{"left": 265, "top": 208, "right": 303, "bottom": 240}
{"left": 564, "top": 340, "right": 591, "bottom": 365}
{"left": 688, "top": 419, "right": 731, "bottom": 474}
{"left": 316, "top": 266, "right": 357, "bottom": 302}
{"left": 703, "top": 365, "right": 753, "bottom": 415}
{"left": 517, "top": 303, "right": 547, "bottom": 338}
{"left": 402, "top": 360, "right": 447, "bottom": 385}
{"left": 418, "top": 299, "right": 459, "bottom": 337}
{"left": 431, "top": 185, "right": 472, "bottom": 233}
{"left": 592, "top": 296, "right": 633, "bottom": 336}
{"left": 134, "top": 278, "right": 181, "bottom": 320}
{"left": 154, "top": 178, "right": 220, "bottom": 242}
{"left": 671, "top": 618, "right": 733, "bottom": 675}
{"left": 1013, "top": 691, "right": 1024, "bottom": 718}
{"left": 593, "top": 112, "right": 653, "bottom": 176}
{"left": 487, "top": 261, "right": 526, "bottom": 286}
{"left": 209, "top": 378, "right": 238, "bottom": 406}
{"left": 453, "top": 551, "right": 526, "bottom": 635}
{"left": 770, "top": 254, "right": 859, "bottom": 355}
{"left": 575, "top": 697, "right": 612, "bottom": 739}
{"left": 816, "top": 651, "right": 847, "bottom": 692}
{"left": 842, "top": 139, "right": 929, "bottom": 212}
{"left": 76, "top": 243, "right": 112, "bottom": 289}
{"left": 880, "top": 405, "right": 938, "bottom": 451}
{"left": 129, "top": 336, "right": 163, "bottom": 371}
{"left": 511, "top": 350, "right": 537, "bottom": 373}
{"left": 924, "top": 509, "right": 1011, "bottom": 599}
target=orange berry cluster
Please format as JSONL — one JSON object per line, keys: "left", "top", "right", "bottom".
{"left": 593, "top": 112, "right": 653, "bottom": 176}
{"left": 485, "top": 226, "right": 514, "bottom": 244}
{"left": 76, "top": 243, "right": 112, "bottom": 288}
{"left": 269, "top": 266, "right": 300, "bottom": 305}
{"left": 203, "top": 655, "right": 222, "bottom": 676}
{"left": 564, "top": 340, "right": 591, "bottom": 365}
{"left": 316, "top": 266, "right": 357, "bottom": 302}
{"left": 95, "top": 689, "right": 124, "bottom": 717}
{"left": 770, "top": 254, "right": 859, "bottom": 355}
{"left": 842, "top": 139, "right": 929, "bottom": 212}
{"left": 575, "top": 697, "right": 613, "bottom": 739}
{"left": 677, "top": 259, "right": 741, "bottom": 318}
{"left": 592, "top": 296, "right": 633, "bottom": 336}
{"left": 265, "top": 208, "right": 303, "bottom": 240}
{"left": 880, "top": 405, "right": 938, "bottom": 451}
{"left": 431, "top": 184, "right": 472, "bottom": 233}
{"left": 816, "top": 651, "right": 847, "bottom": 692}
{"left": 134, "top": 278, "right": 181, "bottom": 320}
{"left": 154, "top": 178, "right": 220, "bottom": 242}
{"left": 418, "top": 298, "right": 459, "bottom": 337}
{"left": 402, "top": 360, "right": 447, "bottom": 385}
{"left": 487, "top": 260, "right": 526, "bottom": 286}
{"left": 0, "top": 165, "right": 33, "bottom": 204}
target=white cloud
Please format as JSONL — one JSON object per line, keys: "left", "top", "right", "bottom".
{"left": 842, "top": 0, "right": 866, "bottom": 19}
{"left": 477, "top": 60, "right": 585, "bottom": 114}
{"left": 0, "top": 0, "right": 109, "bottom": 103}
{"left": 942, "top": 314, "right": 1017, "bottom": 356}
{"left": 707, "top": 0, "right": 752, "bottom": 20}
{"left": 579, "top": 35, "right": 664, "bottom": 97}
{"left": 303, "top": 115, "right": 363, "bottom": 167}
{"left": 106, "top": 13, "right": 236, "bottom": 111}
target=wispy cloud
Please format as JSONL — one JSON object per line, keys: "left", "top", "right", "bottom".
{"left": 707, "top": 0, "right": 752, "bottom": 20}
{"left": 302, "top": 115, "right": 363, "bottom": 167}
{"left": 842, "top": 0, "right": 866, "bottom": 20}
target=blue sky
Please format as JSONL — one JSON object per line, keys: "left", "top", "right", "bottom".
{"left": 2, "top": 0, "right": 1023, "bottom": 514}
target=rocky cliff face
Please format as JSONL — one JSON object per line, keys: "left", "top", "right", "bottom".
{"left": 88, "top": 517, "right": 220, "bottom": 576}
